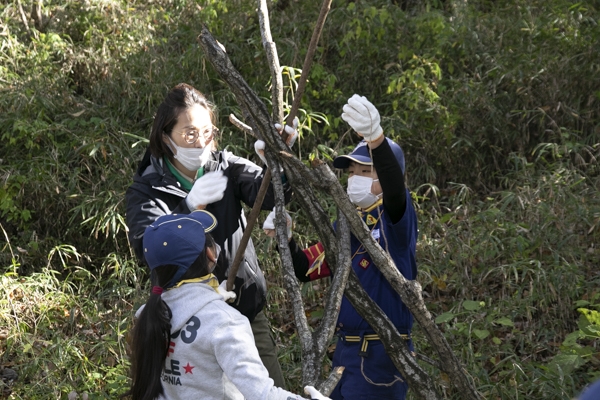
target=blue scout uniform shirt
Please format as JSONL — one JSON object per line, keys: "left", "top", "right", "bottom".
{"left": 336, "top": 193, "right": 417, "bottom": 334}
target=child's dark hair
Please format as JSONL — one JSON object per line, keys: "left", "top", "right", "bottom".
{"left": 127, "top": 234, "right": 216, "bottom": 400}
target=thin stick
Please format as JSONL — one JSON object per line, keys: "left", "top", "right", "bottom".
{"left": 226, "top": 169, "right": 272, "bottom": 291}
{"left": 225, "top": 0, "right": 332, "bottom": 290}
{"left": 282, "top": 0, "right": 333, "bottom": 141}
{"left": 228, "top": 114, "right": 255, "bottom": 137}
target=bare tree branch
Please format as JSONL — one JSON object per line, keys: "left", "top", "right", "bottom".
{"left": 228, "top": 114, "right": 255, "bottom": 137}
{"left": 318, "top": 366, "right": 345, "bottom": 396}
{"left": 257, "top": 0, "right": 284, "bottom": 123}
{"left": 256, "top": 1, "right": 345, "bottom": 391}
{"left": 197, "top": 22, "right": 481, "bottom": 400}
{"left": 285, "top": 0, "right": 332, "bottom": 131}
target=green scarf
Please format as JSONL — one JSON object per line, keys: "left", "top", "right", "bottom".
{"left": 164, "top": 157, "right": 204, "bottom": 191}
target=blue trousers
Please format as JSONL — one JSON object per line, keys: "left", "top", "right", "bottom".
{"left": 330, "top": 338, "right": 410, "bottom": 400}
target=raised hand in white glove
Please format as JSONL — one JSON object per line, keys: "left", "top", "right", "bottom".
{"left": 262, "top": 208, "right": 292, "bottom": 240}
{"left": 304, "top": 385, "right": 331, "bottom": 400}
{"left": 341, "top": 94, "right": 383, "bottom": 142}
{"left": 216, "top": 280, "right": 236, "bottom": 302}
{"left": 254, "top": 117, "right": 299, "bottom": 166}
{"left": 185, "top": 170, "right": 228, "bottom": 211}
{"left": 275, "top": 116, "right": 299, "bottom": 148}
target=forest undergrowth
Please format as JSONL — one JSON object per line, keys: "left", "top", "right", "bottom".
{"left": 1, "top": 0, "right": 599, "bottom": 398}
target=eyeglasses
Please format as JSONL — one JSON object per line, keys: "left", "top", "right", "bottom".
{"left": 180, "top": 126, "right": 220, "bottom": 144}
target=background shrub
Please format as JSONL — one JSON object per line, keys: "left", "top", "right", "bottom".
{"left": 0, "top": 0, "right": 598, "bottom": 398}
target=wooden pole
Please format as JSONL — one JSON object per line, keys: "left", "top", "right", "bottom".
{"left": 224, "top": 0, "right": 333, "bottom": 291}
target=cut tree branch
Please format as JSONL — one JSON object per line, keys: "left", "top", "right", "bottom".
{"left": 197, "top": 14, "right": 481, "bottom": 400}
{"left": 285, "top": 0, "right": 332, "bottom": 131}
{"left": 258, "top": 0, "right": 346, "bottom": 391}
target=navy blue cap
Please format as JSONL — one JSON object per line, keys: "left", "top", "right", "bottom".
{"left": 579, "top": 379, "right": 600, "bottom": 400}
{"left": 333, "top": 138, "right": 405, "bottom": 174}
{"left": 143, "top": 210, "right": 218, "bottom": 287}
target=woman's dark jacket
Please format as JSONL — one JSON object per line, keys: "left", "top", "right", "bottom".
{"left": 126, "top": 148, "right": 292, "bottom": 321}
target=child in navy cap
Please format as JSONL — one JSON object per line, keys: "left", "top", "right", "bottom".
{"left": 128, "top": 210, "right": 330, "bottom": 400}
{"left": 265, "top": 94, "right": 418, "bottom": 400}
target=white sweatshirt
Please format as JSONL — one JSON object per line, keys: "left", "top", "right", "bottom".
{"left": 147, "top": 282, "right": 309, "bottom": 400}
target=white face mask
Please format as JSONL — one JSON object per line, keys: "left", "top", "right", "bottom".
{"left": 347, "top": 175, "right": 381, "bottom": 208}
{"left": 167, "top": 137, "right": 207, "bottom": 171}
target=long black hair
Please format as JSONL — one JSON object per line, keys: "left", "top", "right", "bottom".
{"left": 127, "top": 234, "right": 217, "bottom": 400}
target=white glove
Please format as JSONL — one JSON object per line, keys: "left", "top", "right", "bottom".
{"left": 254, "top": 140, "right": 268, "bottom": 166}
{"left": 254, "top": 117, "right": 299, "bottom": 166}
{"left": 216, "top": 280, "right": 236, "bottom": 302}
{"left": 185, "top": 170, "right": 228, "bottom": 210}
{"left": 341, "top": 94, "right": 383, "bottom": 142}
{"left": 275, "top": 116, "right": 299, "bottom": 148}
{"left": 262, "top": 208, "right": 292, "bottom": 239}
{"left": 304, "top": 386, "right": 331, "bottom": 400}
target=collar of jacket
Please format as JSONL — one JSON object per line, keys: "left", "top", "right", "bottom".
{"left": 138, "top": 153, "right": 189, "bottom": 198}
{"left": 137, "top": 148, "right": 233, "bottom": 196}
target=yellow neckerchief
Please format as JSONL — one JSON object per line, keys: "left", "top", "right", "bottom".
{"left": 169, "top": 273, "right": 219, "bottom": 292}
{"left": 359, "top": 198, "right": 383, "bottom": 214}
{"left": 353, "top": 198, "right": 385, "bottom": 257}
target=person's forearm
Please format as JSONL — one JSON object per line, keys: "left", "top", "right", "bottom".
{"left": 371, "top": 138, "right": 406, "bottom": 223}
{"left": 366, "top": 135, "right": 385, "bottom": 148}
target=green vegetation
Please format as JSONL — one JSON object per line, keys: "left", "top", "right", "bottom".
{"left": 1, "top": 0, "right": 598, "bottom": 398}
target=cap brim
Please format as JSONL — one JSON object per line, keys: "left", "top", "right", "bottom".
{"left": 190, "top": 210, "right": 218, "bottom": 233}
{"left": 332, "top": 154, "right": 373, "bottom": 169}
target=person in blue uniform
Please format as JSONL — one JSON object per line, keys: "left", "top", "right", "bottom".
{"left": 264, "top": 94, "right": 418, "bottom": 400}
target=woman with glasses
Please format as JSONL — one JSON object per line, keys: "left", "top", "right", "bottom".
{"left": 126, "top": 83, "right": 296, "bottom": 389}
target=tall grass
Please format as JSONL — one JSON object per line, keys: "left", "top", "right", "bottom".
{"left": 0, "top": 248, "right": 144, "bottom": 398}
{"left": 0, "top": 0, "right": 599, "bottom": 398}
{"left": 413, "top": 149, "right": 600, "bottom": 398}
